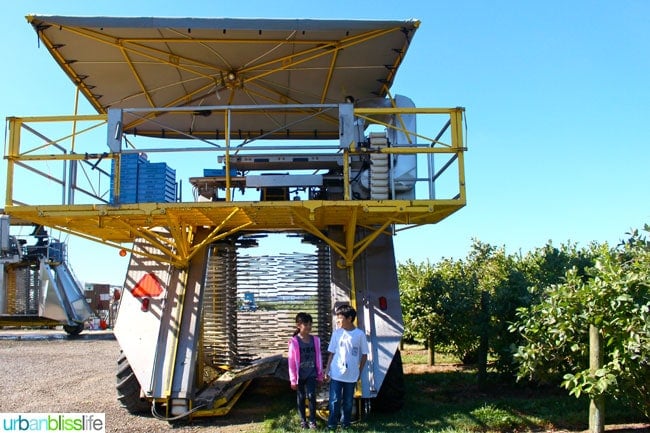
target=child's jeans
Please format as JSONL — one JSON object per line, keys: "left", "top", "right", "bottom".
{"left": 327, "top": 379, "right": 355, "bottom": 428}
{"left": 297, "top": 376, "right": 317, "bottom": 423}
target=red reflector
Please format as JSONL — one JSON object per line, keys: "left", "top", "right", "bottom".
{"left": 141, "top": 297, "right": 150, "bottom": 312}
{"left": 131, "top": 273, "right": 163, "bottom": 298}
{"left": 378, "top": 296, "right": 388, "bottom": 311}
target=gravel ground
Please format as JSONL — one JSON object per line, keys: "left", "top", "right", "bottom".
{"left": 0, "top": 330, "right": 276, "bottom": 433}
{"left": 2, "top": 331, "right": 648, "bottom": 433}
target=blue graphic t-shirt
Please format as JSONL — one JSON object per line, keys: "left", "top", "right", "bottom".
{"left": 298, "top": 335, "right": 317, "bottom": 380}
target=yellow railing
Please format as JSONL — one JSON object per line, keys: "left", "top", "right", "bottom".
{"left": 4, "top": 114, "right": 110, "bottom": 207}
{"left": 4, "top": 105, "right": 465, "bottom": 209}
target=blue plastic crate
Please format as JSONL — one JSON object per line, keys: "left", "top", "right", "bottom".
{"left": 117, "top": 173, "right": 138, "bottom": 181}
{"left": 121, "top": 153, "right": 148, "bottom": 163}
{"left": 139, "top": 167, "right": 175, "bottom": 176}
{"left": 138, "top": 187, "right": 176, "bottom": 197}
{"left": 203, "top": 167, "right": 237, "bottom": 177}
{"left": 110, "top": 155, "right": 178, "bottom": 204}
{"left": 138, "top": 163, "right": 176, "bottom": 186}
{"left": 110, "top": 194, "right": 138, "bottom": 205}
{"left": 138, "top": 180, "right": 176, "bottom": 190}
{"left": 138, "top": 192, "right": 176, "bottom": 203}
{"left": 112, "top": 154, "right": 147, "bottom": 170}
{"left": 138, "top": 181, "right": 175, "bottom": 191}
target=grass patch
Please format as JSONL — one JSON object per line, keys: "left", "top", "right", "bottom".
{"left": 401, "top": 344, "right": 459, "bottom": 365}
{"left": 228, "top": 347, "right": 647, "bottom": 432}
{"left": 349, "top": 369, "right": 645, "bottom": 433}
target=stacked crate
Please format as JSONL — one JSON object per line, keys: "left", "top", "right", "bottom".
{"left": 137, "top": 162, "right": 176, "bottom": 203}
{"left": 110, "top": 153, "right": 176, "bottom": 204}
{"left": 203, "top": 167, "right": 238, "bottom": 177}
{"left": 110, "top": 153, "right": 146, "bottom": 204}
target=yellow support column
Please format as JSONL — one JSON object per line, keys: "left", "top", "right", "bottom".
{"left": 5, "top": 117, "right": 22, "bottom": 207}
{"left": 451, "top": 108, "right": 467, "bottom": 202}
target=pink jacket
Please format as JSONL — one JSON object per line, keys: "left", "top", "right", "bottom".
{"left": 288, "top": 335, "right": 324, "bottom": 386}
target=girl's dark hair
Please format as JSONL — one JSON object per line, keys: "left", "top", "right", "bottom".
{"left": 293, "top": 312, "right": 313, "bottom": 336}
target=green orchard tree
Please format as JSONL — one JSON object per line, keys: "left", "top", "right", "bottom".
{"left": 512, "top": 228, "right": 650, "bottom": 418}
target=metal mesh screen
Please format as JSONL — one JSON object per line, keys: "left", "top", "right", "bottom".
{"left": 4, "top": 266, "right": 38, "bottom": 315}
{"left": 203, "top": 243, "right": 239, "bottom": 367}
{"left": 201, "top": 240, "right": 331, "bottom": 368}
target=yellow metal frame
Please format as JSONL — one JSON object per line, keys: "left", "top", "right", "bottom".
{"left": 190, "top": 381, "right": 252, "bottom": 418}
{"left": 4, "top": 106, "right": 466, "bottom": 269}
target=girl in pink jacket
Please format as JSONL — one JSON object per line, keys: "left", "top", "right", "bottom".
{"left": 288, "top": 312, "right": 323, "bottom": 429}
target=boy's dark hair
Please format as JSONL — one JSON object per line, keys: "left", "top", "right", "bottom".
{"left": 334, "top": 304, "right": 356, "bottom": 322}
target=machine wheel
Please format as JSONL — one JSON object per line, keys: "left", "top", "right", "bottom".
{"left": 63, "top": 323, "right": 84, "bottom": 336}
{"left": 372, "top": 349, "right": 405, "bottom": 413}
{"left": 117, "top": 351, "right": 150, "bottom": 414}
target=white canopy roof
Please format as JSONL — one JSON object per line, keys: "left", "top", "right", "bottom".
{"left": 28, "top": 15, "right": 419, "bottom": 139}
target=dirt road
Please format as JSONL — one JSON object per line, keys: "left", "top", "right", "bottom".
{"left": 0, "top": 330, "right": 282, "bottom": 433}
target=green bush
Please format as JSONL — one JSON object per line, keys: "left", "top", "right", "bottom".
{"left": 399, "top": 226, "right": 650, "bottom": 420}
{"left": 512, "top": 227, "right": 650, "bottom": 418}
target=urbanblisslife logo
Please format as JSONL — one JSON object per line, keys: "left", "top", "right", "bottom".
{"left": 0, "top": 413, "right": 105, "bottom": 432}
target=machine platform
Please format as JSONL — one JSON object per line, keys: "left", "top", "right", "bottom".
{"left": 5, "top": 16, "right": 466, "bottom": 267}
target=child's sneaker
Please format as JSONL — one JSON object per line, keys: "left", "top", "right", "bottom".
{"left": 309, "top": 421, "right": 317, "bottom": 430}
{"left": 300, "top": 421, "right": 308, "bottom": 429}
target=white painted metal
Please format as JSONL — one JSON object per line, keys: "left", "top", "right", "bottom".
{"left": 0, "top": 215, "right": 9, "bottom": 252}
{"left": 388, "top": 95, "right": 418, "bottom": 199}
{"left": 114, "top": 237, "right": 173, "bottom": 398}
{"left": 38, "top": 260, "right": 93, "bottom": 324}
{"left": 245, "top": 174, "right": 323, "bottom": 188}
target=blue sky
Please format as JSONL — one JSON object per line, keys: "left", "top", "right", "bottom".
{"left": 2, "top": 1, "right": 649, "bottom": 285}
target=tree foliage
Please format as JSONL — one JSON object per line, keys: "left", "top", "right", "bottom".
{"left": 511, "top": 228, "right": 650, "bottom": 417}
{"left": 398, "top": 226, "right": 649, "bottom": 418}
{"left": 399, "top": 257, "right": 477, "bottom": 359}
{"left": 399, "top": 239, "right": 593, "bottom": 368}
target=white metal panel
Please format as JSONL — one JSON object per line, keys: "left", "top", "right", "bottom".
{"left": 38, "top": 262, "right": 68, "bottom": 322}
{"left": 114, "top": 237, "right": 173, "bottom": 397}
{"left": 245, "top": 174, "right": 322, "bottom": 188}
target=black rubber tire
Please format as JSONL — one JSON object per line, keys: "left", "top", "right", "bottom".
{"left": 116, "top": 351, "right": 150, "bottom": 414}
{"left": 372, "top": 349, "right": 405, "bottom": 413}
{"left": 63, "top": 323, "right": 84, "bottom": 336}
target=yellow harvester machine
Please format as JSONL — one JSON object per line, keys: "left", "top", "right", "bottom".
{"left": 4, "top": 15, "right": 466, "bottom": 420}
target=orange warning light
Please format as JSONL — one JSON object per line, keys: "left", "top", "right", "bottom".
{"left": 119, "top": 249, "right": 127, "bottom": 257}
